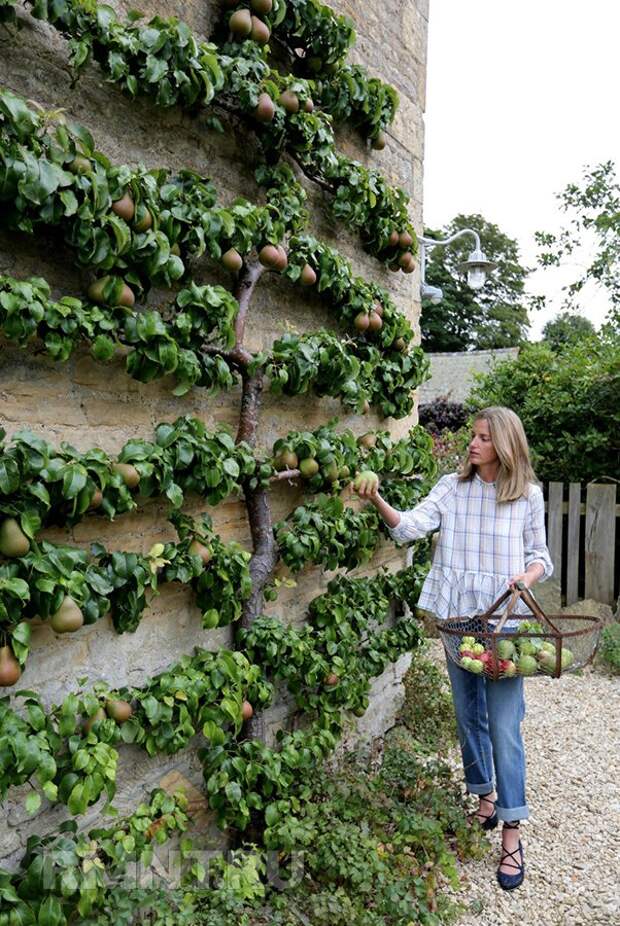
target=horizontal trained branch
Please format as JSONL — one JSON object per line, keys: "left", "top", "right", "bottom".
{"left": 0, "top": 0, "right": 416, "bottom": 264}
{"left": 0, "top": 560, "right": 428, "bottom": 828}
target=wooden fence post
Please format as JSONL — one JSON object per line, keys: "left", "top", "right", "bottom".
{"left": 546, "top": 482, "right": 564, "bottom": 609}
{"left": 566, "top": 482, "right": 581, "bottom": 606}
{"left": 584, "top": 483, "right": 617, "bottom": 605}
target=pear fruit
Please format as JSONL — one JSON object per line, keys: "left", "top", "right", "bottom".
{"left": 112, "top": 462, "right": 141, "bottom": 489}
{"left": 105, "top": 699, "right": 133, "bottom": 723}
{"left": 254, "top": 92, "right": 275, "bottom": 123}
{"left": 299, "top": 458, "right": 319, "bottom": 478}
{"left": 300, "top": 263, "right": 317, "bottom": 286}
{"left": 368, "top": 310, "right": 383, "bottom": 332}
{"left": 304, "top": 98, "right": 314, "bottom": 113}
{"left": 274, "top": 245, "right": 288, "bottom": 270}
{"left": 388, "top": 230, "right": 400, "bottom": 247}
{"left": 398, "top": 251, "right": 414, "bottom": 269}
{"left": 133, "top": 204, "right": 153, "bottom": 233}
{"left": 0, "top": 518, "right": 30, "bottom": 558}
{"left": 0, "top": 646, "right": 21, "bottom": 687}
{"left": 83, "top": 707, "right": 106, "bottom": 733}
{"left": 393, "top": 337, "right": 407, "bottom": 352}
{"left": 230, "top": 8, "right": 252, "bottom": 37}
{"left": 111, "top": 192, "right": 135, "bottom": 222}
{"left": 357, "top": 433, "right": 377, "bottom": 450}
{"left": 241, "top": 699, "right": 254, "bottom": 721}
{"left": 251, "top": 0, "right": 272, "bottom": 12}
{"left": 118, "top": 283, "right": 135, "bottom": 308}
{"left": 372, "top": 131, "right": 386, "bottom": 150}
{"left": 354, "top": 312, "right": 370, "bottom": 333}
{"left": 274, "top": 449, "right": 299, "bottom": 471}
{"left": 325, "top": 673, "right": 339, "bottom": 686}
{"left": 250, "top": 15, "right": 270, "bottom": 44}
{"left": 399, "top": 231, "right": 413, "bottom": 249}
{"left": 68, "top": 155, "right": 92, "bottom": 175}
{"left": 189, "top": 539, "right": 212, "bottom": 566}
{"left": 88, "top": 488, "right": 103, "bottom": 510}
{"left": 353, "top": 470, "right": 379, "bottom": 492}
{"left": 322, "top": 461, "right": 339, "bottom": 483}
{"left": 50, "top": 595, "right": 84, "bottom": 634}
{"left": 259, "top": 244, "right": 280, "bottom": 267}
{"left": 222, "top": 248, "right": 243, "bottom": 272}
{"left": 279, "top": 90, "right": 300, "bottom": 114}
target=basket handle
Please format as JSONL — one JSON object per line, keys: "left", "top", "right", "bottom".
{"left": 479, "top": 586, "right": 518, "bottom": 621}
{"left": 492, "top": 587, "right": 522, "bottom": 635}
{"left": 518, "top": 584, "right": 562, "bottom": 634}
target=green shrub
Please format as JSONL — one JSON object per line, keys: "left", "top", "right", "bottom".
{"left": 467, "top": 332, "right": 620, "bottom": 483}
{"left": 398, "top": 643, "right": 458, "bottom": 754}
{"left": 597, "top": 622, "right": 620, "bottom": 674}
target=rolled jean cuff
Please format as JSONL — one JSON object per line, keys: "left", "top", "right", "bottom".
{"left": 466, "top": 781, "right": 495, "bottom": 796}
{"left": 496, "top": 804, "right": 529, "bottom": 822}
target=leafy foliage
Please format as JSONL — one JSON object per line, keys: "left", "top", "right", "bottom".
{"left": 2, "top": 0, "right": 415, "bottom": 264}
{"left": 0, "top": 789, "right": 191, "bottom": 924}
{"left": 467, "top": 332, "right": 620, "bottom": 482}
{"left": 541, "top": 310, "right": 597, "bottom": 349}
{"left": 597, "top": 622, "right": 620, "bottom": 675}
{"left": 536, "top": 160, "right": 620, "bottom": 327}
{"left": 421, "top": 214, "right": 533, "bottom": 350}
{"left": 418, "top": 397, "right": 467, "bottom": 435}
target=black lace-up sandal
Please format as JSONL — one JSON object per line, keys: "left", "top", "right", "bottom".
{"left": 497, "top": 821, "right": 524, "bottom": 890}
{"left": 467, "top": 792, "right": 498, "bottom": 830}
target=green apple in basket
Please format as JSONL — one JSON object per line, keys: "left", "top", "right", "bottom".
{"left": 468, "top": 659, "right": 484, "bottom": 674}
{"left": 517, "top": 638, "right": 538, "bottom": 657}
{"left": 472, "top": 642, "right": 485, "bottom": 655}
{"left": 561, "top": 648, "right": 574, "bottom": 670}
{"left": 516, "top": 654, "right": 538, "bottom": 676}
{"left": 497, "top": 639, "right": 516, "bottom": 660}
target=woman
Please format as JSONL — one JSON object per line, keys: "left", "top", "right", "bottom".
{"left": 355, "top": 406, "right": 553, "bottom": 891}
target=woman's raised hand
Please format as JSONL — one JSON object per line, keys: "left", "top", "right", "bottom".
{"left": 353, "top": 470, "right": 380, "bottom": 499}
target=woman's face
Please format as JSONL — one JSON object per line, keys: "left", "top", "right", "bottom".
{"left": 468, "top": 418, "right": 499, "bottom": 467}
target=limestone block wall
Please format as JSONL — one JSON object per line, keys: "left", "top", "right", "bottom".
{"left": 418, "top": 347, "right": 520, "bottom": 404}
{"left": 0, "top": 0, "right": 429, "bottom": 866}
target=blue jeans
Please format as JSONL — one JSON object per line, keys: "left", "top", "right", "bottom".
{"left": 444, "top": 645, "right": 529, "bottom": 822}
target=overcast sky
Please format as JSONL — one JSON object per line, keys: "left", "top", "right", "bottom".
{"left": 423, "top": 0, "right": 620, "bottom": 339}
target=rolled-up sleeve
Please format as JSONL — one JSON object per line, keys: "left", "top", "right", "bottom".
{"left": 388, "top": 474, "right": 455, "bottom": 544}
{"left": 523, "top": 486, "right": 554, "bottom": 581}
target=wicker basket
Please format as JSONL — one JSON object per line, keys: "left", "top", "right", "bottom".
{"left": 436, "top": 581, "right": 604, "bottom": 681}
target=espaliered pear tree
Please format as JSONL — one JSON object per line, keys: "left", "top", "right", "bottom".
{"left": 0, "top": 1, "right": 436, "bottom": 916}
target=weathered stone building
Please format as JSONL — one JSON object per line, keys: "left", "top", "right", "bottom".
{"left": 0, "top": 0, "right": 429, "bottom": 864}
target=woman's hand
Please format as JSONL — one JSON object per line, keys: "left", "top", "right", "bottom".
{"left": 353, "top": 471, "right": 380, "bottom": 500}
{"left": 509, "top": 563, "right": 545, "bottom": 590}
{"left": 508, "top": 573, "right": 532, "bottom": 589}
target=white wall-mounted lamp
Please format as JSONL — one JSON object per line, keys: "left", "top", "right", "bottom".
{"left": 420, "top": 229, "right": 497, "bottom": 304}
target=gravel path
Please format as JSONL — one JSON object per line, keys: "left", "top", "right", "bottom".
{"left": 426, "top": 640, "right": 620, "bottom": 925}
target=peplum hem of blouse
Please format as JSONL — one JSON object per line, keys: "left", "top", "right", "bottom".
{"left": 417, "top": 565, "right": 537, "bottom": 628}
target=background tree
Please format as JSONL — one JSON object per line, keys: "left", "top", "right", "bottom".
{"left": 421, "top": 213, "right": 533, "bottom": 351}
{"left": 467, "top": 329, "right": 620, "bottom": 483}
{"left": 536, "top": 161, "right": 620, "bottom": 329}
{"left": 542, "top": 311, "right": 596, "bottom": 350}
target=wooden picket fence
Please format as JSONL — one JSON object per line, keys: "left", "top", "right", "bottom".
{"left": 545, "top": 482, "right": 619, "bottom": 606}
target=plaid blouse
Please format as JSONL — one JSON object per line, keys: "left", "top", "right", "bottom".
{"left": 389, "top": 472, "right": 553, "bottom": 623}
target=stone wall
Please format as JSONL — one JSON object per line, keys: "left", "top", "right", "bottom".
{"left": 0, "top": 0, "right": 429, "bottom": 866}
{"left": 419, "top": 347, "right": 520, "bottom": 404}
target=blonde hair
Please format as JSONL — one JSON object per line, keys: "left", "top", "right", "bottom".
{"left": 458, "top": 406, "right": 539, "bottom": 502}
